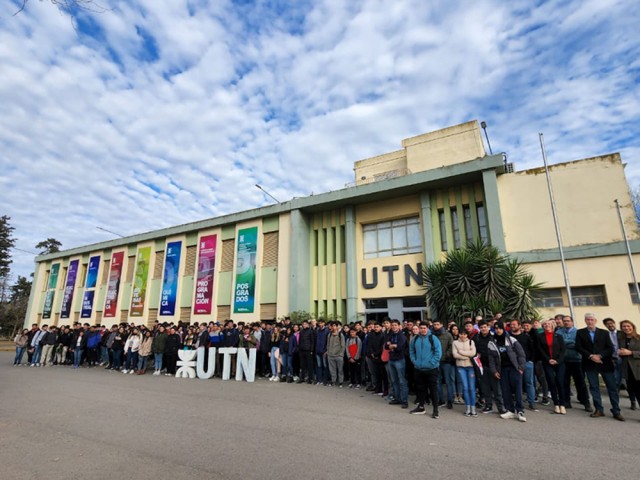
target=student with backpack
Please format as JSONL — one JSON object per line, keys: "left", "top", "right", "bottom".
{"left": 409, "top": 322, "right": 442, "bottom": 418}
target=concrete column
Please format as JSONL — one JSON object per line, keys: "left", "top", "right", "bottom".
{"left": 419, "top": 191, "right": 436, "bottom": 264}
{"left": 482, "top": 169, "right": 506, "bottom": 252}
{"left": 344, "top": 206, "right": 358, "bottom": 323}
{"left": 289, "top": 209, "right": 310, "bottom": 313}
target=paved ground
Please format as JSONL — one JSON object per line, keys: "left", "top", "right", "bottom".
{"left": 0, "top": 351, "right": 637, "bottom": 480}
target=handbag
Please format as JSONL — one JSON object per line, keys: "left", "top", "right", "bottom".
{"left": 380, "top": 348, "right": 390, "bottom": 363}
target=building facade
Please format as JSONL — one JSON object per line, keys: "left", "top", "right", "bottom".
{"left": 24, "top": 121, "right": 640, "bottom": 328}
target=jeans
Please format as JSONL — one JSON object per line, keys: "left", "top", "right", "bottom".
{"left": 73, "top": 348, "right": 83, "bottom": 367}
{"left": 328, "top": 356, "right": 344, "bottom": 384}
{"left": 286, "top": 354, "right": 294, "bottom": 377}
{"left": 125, "top": 349, "right": 139, "bottom": 371}
{"left": 523, "top": 361, "right": 536, "bottom": 405}
{"left": 542, "top": 362, "right": 566, "bottom": 406}
{"left": 438, "top": 362, "right": 456, "bottom": 403}
{"left": 501, "top": 366, "right": 524, "bottom": 414}
{"left": 280, "top": 353, "right": 289, "bottom": 376}
{"left": 315, "top": 353, "right": 329, "bottom": 384}
{"left": 388, "top": 358, "right": 409, "bottom": 404}
{"left": 154, "top": 352, "right": 163, "bottom": 371}
{"left": 14, "top": 347, "right": 26, "bottom": 364}
{"left": 101, "top": 346, "right": 109, "bottom": 364}
{"left": 457, "top": 366, "right": 476, "bottom": 407}
{"left": 137, "top": 354, "right": 148, "bottom": 371}
{"left": 112, "top": 349, "right": 123, "bottom": 369}
{"left": 32, "top": 344, "right": 42, "bottom": 364}
{"left": 585, "top": 368, "right": 620, "bottom": 415}
{"left": 270, "top": 347, "right": 280, "bottom": 376}
{"left": 563, "top": 361, "right": 590, "bottom": 406}
{"left": 415, "top": 368, "right": 439, "bottom": 411}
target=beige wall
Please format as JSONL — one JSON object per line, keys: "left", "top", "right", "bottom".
{"left": 499, "top": 154, "right": 638, "bottom": 252}
{"left": 276, "top": 212, "right": 291, "bottom": 318}
{"left": 527, "top": 255, "right": 640, "bottom": 327}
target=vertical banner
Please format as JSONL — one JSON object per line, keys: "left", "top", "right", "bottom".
{"left": 86, "top": 255, "right": 100, "bottom": 289}
{"left": 160, "top": 241, "right": 182, "bottom": 316}
{"left": 42, "top": 263, "right": 60, "bottom": 319}
{"left": 194, "top": 235, "right": 217, "bottom": 315}
{"left": 104, "top": 251, "right": 124, "bottom": 318}
{"left": 233, "top": 227, "right": 257, "bottom": 314}
{"left": 81, "top": 291, "right": 95, "bottom": 318}
{"left": 60, "top": 259, "right": 79, "bottom": 318}
{"left": 130, "top": 246, "right": 151, "bottom": 317}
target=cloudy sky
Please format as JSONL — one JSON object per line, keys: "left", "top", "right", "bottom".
{"left": 1, "top": 0, "right": 639, "bottom": 281}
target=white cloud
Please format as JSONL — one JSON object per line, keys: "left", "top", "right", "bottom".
{"left": 0, "top": 0, "right": 638, "bottom": 281}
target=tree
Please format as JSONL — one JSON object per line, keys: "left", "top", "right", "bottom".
{"left": 0, "top": 215, "right": 16, "bottom": 280}
{"left": 632, "top": 185, "right": 640, "bottom": 226}
{"left": 0, "top": 276, "right": 32, "bottom": 338}
{"left": 422, "top": 241, "right": 542, "bottom": 322}
{"left": 36, "top": 238, "right": 62, "bottom": 255}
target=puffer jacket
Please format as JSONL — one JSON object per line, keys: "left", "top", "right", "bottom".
{"left": 452, "top": 339, "right": 476, "bottom": 368}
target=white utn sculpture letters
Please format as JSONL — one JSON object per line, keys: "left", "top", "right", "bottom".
{"left": 218, "top": 347, "right": 237, "bottom": 380}
{"left": 196, "top": 347, "right": 216, "bottom": 379}
{"left": 175, "top": 349, "right": 197, "bottom": 378}
{"left": 236, "top": 348, "right": 256, "bottom": 382}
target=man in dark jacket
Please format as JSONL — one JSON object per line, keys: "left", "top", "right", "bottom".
{"left": 475, "top": 320, "right": 505, "bottom": 413}
{"left": 39, "top": 326, "right": 57, "bottom": 367}
{"left": 297, "top": 320, "right": 315, "bottom": 383}
{"left": 56, "top": 327, "right": 73, "bottom": 365}
{"left": 575, "top": 313, "right": 623, "bottom": 420}
{"left": 365, "top": 323, "right": 385, "bottom": 394}
{"left": 314, "top": 320, "right": 330, "bottom": 385}
{"left": 385, "top": 320, "right": 409, "bottom": 408}
{"left": 488, "top": 322, "right": 527, "bottom": 422}
{"left": 510, "top": 319, "right": 537, "bottom": 410}
{"left": 164, "top": 327, "right": 181, "bottom": 377}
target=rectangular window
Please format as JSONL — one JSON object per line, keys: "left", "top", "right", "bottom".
{"left": 438, "top": 210, "right": 447, "bottom": 251}
{"left": 571, "top": 285, "right": 608, "bottom": 307}
{"left": 533, "top": 288, "right": 565, "bottom": 308}
{"left": 402, "top": 297, "right": 427, "bottom": 308}
{"left": 629, "top": 283, "right": 640, "bottom": 304}
{"left": 451, "top": 208, "right": 461, "bottom": 249}
{"left": 463, "top": 205, "right": 473, "bottom": 245}
{"left": 363, "top": 217, "right": 422, "bottom": 259}
{"left": 364, "top": 299, "right": 388, "bottom": 309}
{"left": 477, "top": 203, "right": 488, "bottom": 244}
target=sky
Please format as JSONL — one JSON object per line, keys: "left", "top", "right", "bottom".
{"left": 1, "top": 0, "right": 639, "bottom": 282}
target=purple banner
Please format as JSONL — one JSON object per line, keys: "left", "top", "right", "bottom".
{"left": 81, "top": 290, "right": 95, "bottom": 318}
{"left": 194, "top": 235, "right": 217, "bottom": 314}
{"left": 60, "top": 259, "right": 79, "bottom": 318}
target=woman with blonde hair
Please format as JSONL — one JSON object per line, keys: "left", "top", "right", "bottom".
{"left": 537, "top": 319, "right": 567, "bottom": 414}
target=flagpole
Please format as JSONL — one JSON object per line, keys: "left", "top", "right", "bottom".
{"left": 614, "top": 199, "right": 640, "bottom": 304}
{"left": 539, "top": 133, "right": 575, "bottom": 319}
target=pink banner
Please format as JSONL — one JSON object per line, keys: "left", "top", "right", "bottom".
{"left": 194, "top": 235, "right": 217, "bottom": 314}
{"left": 104, "top": 251, "right": 124, "bottom": 317}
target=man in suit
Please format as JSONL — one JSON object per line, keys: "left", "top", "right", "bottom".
{"left": 575, "top": 313, "right": 624, "bottom": 421}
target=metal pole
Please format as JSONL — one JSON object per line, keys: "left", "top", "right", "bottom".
{"left": 614, "top": 199, "right": 640, "bottom": 303}
{"left": 539, "top": 133, "right": 574, "bottom": 319}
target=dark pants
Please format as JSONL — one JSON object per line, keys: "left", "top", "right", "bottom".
{"left": 258, "top": 351, "right": 269, "bottom": 376}
{"left": 348, "top": 359, "right": 361, "bottom": 385}
{"left": 366, "top": 357, "right": 382, "bottom": 392}
{"left": 166, "top": 352, "right": 178, "bottom": 375}
{"left": 480, "top": 368, "right": 504, "bottom": 410}
{"left": 585, "top": 368, "right": 620, "bottom": 415}
{"left": 534, "top": 361, "right": 549, "bottom": 400}
{"left": 299, "top": 351, "right": 314, "bottom": 381}
{"left": 415, "top": 368, "right": 439, "bottom": 412}
{"left": 501, "top": 366, "right": 524, "bottom": 414}
{"left": 542, "top": 362, "right": 566, "bottom": 406}
{"left": 112, "top": 349, "right": 123, "bottom": 369}
{"left": 87, "top": 347, "right": 99, "bottom": 366}
{"left": 563, "top": 361, "right": 590, "bottom": 406}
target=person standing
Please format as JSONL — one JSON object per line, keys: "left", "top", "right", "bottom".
{"left": 30, "top": 325, "right": 47, "bottom": 367}
{"left": 385, "top": 319, "right": 409, "bottom": 408}
{"left": 345, "top": 328, "right": 362, "bottom": 388}
{"left": 537, "top": 319, "right": 567, "bottom": 414}
{"left": 365, "top": 323, "right": 385, "bottom": 395}
{"left": 617, "top": 320, "right": 640, "bottom": 410}
{"left": 164, "top": 327, "right": 181, "bottom": 376}
{"left": 13, "top": 329, "right": 29, "bottom": 366}
{"left": 39, "top": 326, "right": 57, "bottom": 367}
{"left": 575, "top": 313, "right": 623, "bottom": 421}
{"left": 151, "top": 325, "right": 167, "bottom": 375}
{"left": 453, "top": 329, "right": 477, "bottom": 416}
{"left": 488, "top": 322, "right": 527, "bottom": 422}
{"left": 558, "top": 315, "right": 592, "bottom": 411}
{"left": 327, "top": 321, "right": 346, "bottom": 387}
{"left": 409, "top": 322, "right": 442, "bottom": 419}
{"left": 475, "top": 320, "right": 505, "bottom": 414}
{"left": 297, "top": 320, "right": 315, "bottom": 384}
{"left": 510, "top": 319, "right": 537, "bottom": 410}
{"left": 603, "top": 318, "right": 622, "bottom": 390}
{"left": 314, "top": 320, "right": 330, "bottom": 385}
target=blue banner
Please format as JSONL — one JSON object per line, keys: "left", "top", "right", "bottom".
{"left": 86, "top": 255, "right": 100, "bottom": 288}
{"left": 81, "top": 290, "right": 95, "bottom": 318}
{"left": 60, "top": 260, "right": 79, "bottom": 319}
{"left": 160, "top": 241, "right": 182, "bottom": 316}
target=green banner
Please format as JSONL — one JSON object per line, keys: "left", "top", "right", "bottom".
{"left": 130, "top": 246, "right": 151, "bottom": 317}
{"left": 42, "top": 291, "right": 55, "bottom": 319}
{"left": 42, "top": 263, "right": 60, "bottom": 319}
{"left": 233, "top": 227, "right": 258, "bottom": 314}
{"left": 48, "top": 263, "right": 60, "bottom": 289}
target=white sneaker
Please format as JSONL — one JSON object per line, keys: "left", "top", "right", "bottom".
{"left": 128, "top": 370, "right": 134, "bottom": 374}
{"left": 274, "top": 376, "right": 280, "bottom": 382}
{"left": 269, "top": 376, "right": 274, "bottom": 381}
{"left": 517, "top": 412, "right": 527, "bottom": 422}
{"left": 500, "top": 411, "right": 517, "bottom": 419}
{"left": 122, "top": 369, "right": 128, "bottom": 374}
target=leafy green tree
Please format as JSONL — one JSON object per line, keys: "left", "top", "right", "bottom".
{"left": 36, "top": 238, "right": 62, "bottom": 255}
{"left": 0, "top": 215, "right": 15, "bottom": 280}
{"left": 0, "top": 276, "right": 32, "bottom": 338}
{"left": 423, "top": 241, "right": 542, "bottom": 323}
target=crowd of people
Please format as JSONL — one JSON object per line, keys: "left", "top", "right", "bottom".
{"left": 12, "top": 312, "right": 640, "bottom": 423}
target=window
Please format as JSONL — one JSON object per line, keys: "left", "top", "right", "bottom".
{"left": 403, "top": 297, "right": 426, "bottom": 308}
{"left": 629, "top": 283, "right": 640, "bottom": 304}
{"left": 451, "top": 208, "right": 461, "bottom": 249}
{"left": 533, "top": 288, "right": 565, "bottom": 308}
{"left": 463, "top": 205, "right": 473, "bottom": 245}
{"left": 438, "top": 210, "right": 447, "bottom": 251}
{"left": 477, "top": 203, "right": 488, "bottom": 244}
{"left": 571, "top": 285, "right": 607, "bottom": 307}
{"left": 365, "top": 299, "right": 388, "bottom": 309}
{"left": 363, "top": 217, "right": 422, "bottom": 259}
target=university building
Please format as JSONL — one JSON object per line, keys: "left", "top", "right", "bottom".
{"left": 24, "top": 121, "right": 640, "bottom": 328}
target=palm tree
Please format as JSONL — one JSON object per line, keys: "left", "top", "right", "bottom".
{"left": 423, "top": 241, "right": 541, "bottom": 323}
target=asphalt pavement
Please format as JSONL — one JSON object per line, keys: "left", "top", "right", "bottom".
{"left": 0, "top": 351, "right": 637, "bottom": 480}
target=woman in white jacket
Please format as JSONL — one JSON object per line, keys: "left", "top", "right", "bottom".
{"left": 122, "top": 328, "right": 141, "bottom": 374}
{"left": 452, "top": 330, "right": 477, "bottom": 416}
